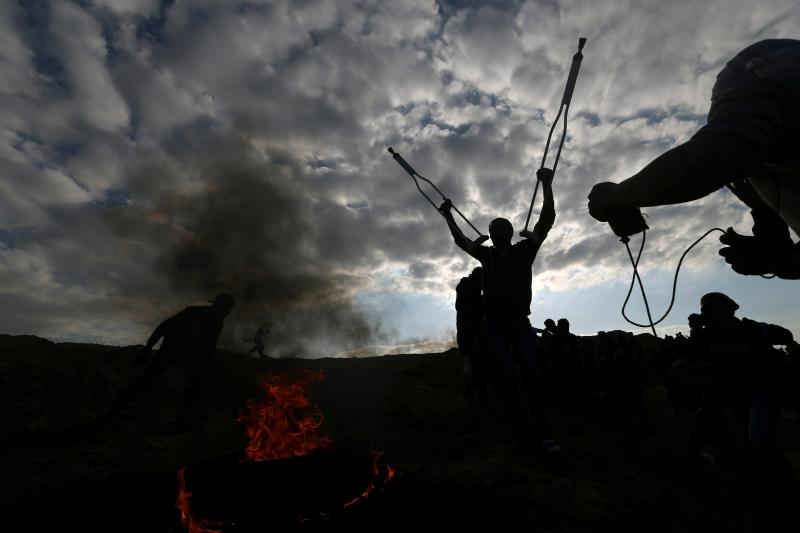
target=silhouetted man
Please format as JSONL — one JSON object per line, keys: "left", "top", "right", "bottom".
{"left": 456, "top": 267, "right": 488, "bottom": 403}
{"left": 551, "top": 318, "right": 586, "bottom": 411}
{"left": 588, "top": 39, "right": 800, "bottom": 279}
{"left": 94, "top": 293, "right": 236, "bottom": 432}
{"left": 537, "top": 318, "right": 558, "bottom": 382}
{"left": 439, "top": 168, "right": 560, "bottom": 455}
{"left": 607, "top": 334, "right": 648, "bottom": 427}
{"left": 671, "top": 313, "right": 706, "bottom": 417}
{"left": 694, "top": 292, "right": 795, "bottom": 486}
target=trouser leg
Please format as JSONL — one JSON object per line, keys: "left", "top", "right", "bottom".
{"left": 749, "top": 390, "right": 795, "bottom": 485}
{"left": 96, "top": 353, "right": 172, "bottom": 425}
{"left": 510, "top": 317, "right": 554, "bottom": 442}
{"left": 486, "top": 317, "right": 529, "bottom": 443}
{"left": 177, "top": 362, "right": 212, "bottom": 426}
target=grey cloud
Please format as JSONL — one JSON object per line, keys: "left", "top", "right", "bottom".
{"left": 1, "top": 0, "right": 798, "bottom": 350}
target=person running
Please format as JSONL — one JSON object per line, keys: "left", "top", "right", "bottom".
{"left": 93, "top": 293, "right": 235, "bottom": 432}
{"left": 246, "top": 325, "right": 270, "bottom": 359}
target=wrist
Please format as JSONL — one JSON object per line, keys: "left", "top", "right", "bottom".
{"left": 612, "top": 180, "right": 638, "bottom": 210}
{"left": 775, "top": 248, "right": 800, "bottom": 279}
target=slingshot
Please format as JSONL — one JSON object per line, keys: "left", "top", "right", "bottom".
{"left": 388, "top": 37, "right": 588, "bottom": 239}
{"left": 387, "top": 147, "right": 485, "bottom": 238}
{"left": 523, "top": 38, "right": 587, "bottom": 233}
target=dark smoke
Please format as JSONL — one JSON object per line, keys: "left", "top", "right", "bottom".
{"left": 108, "top": 132, "right": 387, "bottom": 356}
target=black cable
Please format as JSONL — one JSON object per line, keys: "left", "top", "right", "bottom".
{"left": 621, "top": 231, "right": 656, "bottom": 336}
{"left": 619, "top": 227, "right": 727, "bottom": 336}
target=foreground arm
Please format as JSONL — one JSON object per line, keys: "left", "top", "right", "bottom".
{"left": 145, "top": 315, "right": 178, "bottom": 350}
{"left": 588, "top": 69, "right": 787, "bottom": 222}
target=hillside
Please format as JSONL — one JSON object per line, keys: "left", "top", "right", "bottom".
{"left": 1, "top": 334, "right": 798, "bottom": 532}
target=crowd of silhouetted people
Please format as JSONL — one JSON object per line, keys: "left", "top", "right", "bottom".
{"left": 455, "top": 278, "right": 800, "bottom": 490}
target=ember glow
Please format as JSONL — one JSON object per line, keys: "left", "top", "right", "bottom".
{"left": 237, "top": 369, "right": 334, "bottom": 461}
{"left": 175, "top": 467, "right": 231, "bottom": 533}
{"left": 343, "top": 451, "right": 397, "bottom": 509}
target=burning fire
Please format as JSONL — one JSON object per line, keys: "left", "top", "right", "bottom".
{"left": 175, "top": 369, "right": 395, "bottom": 531}
{"left": 237, "top": 369, "right": 334, "bottom": 461}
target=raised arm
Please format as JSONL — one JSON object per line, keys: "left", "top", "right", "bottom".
{"left": 439, "top": 199, "right": 488, "bottom": 258}
{"left": 521, "top": 168, "right": 555, "bottom": 244}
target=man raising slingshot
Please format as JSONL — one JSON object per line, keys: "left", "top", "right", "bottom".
{"left": 439, "top": 167, "right": 562, "bottom": 456}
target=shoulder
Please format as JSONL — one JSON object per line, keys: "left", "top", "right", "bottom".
{"left": 513, "top": 237, "right": 541, "bottom": 254}
{"left": 469, "top": 244, "right": 491, "bottom": 261}
{"left": 740, "top": 317, "right": 767, "bottom": 333}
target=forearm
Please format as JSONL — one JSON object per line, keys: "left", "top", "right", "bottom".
{"left": 765, "top": 323, "right": 794, "bottom": 345}
{"left": 146, "top": 320, "right": 169, "bottom": 349}
{"left": 533, "top": 182, "right": 555, "bottom": 239}
{"left": 615, "top": 133, "right": 759, "bottom": 209}
{"left": 145, "top": 330, "right": 162, "bottom": 350}
{"left": 444, "top": 214, "right": 471, "bottom": 250}
{"left": 776, "top": 244, "right": 800, "bottom": 280}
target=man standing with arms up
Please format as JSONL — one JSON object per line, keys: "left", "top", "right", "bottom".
{"left": 439, "top": 168, "right": 561, "bottom": 455}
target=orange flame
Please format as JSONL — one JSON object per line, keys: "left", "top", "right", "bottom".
{"left": 175, "top": 370, "right": 396, "bottom": 530}
{"left": 175, "top": 467, "right": 232, "bottom": 533}
{"left": 237, "top": 369, "right": 334, "bottom": 461}
{"left": 342, "top": 451, "right": 396, "bottom": 509}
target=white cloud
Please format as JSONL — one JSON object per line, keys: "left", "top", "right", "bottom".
{"left": 93, "top": 0, "right": 162, "bottom": 17}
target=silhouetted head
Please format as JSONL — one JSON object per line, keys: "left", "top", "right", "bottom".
{"left": 210, "top": 293, "right": 236, "bottom": 316}
{"left": 700, "top": 292, "right": 737, "bottom": 325}
{"left": 687, "top": 313, "right": 703, "bottom": 331}
{"left": 489, "top": 218, "right": 513, "bottom": 248}
{"left": 469, "top": 266, "right": 483, "bottom": 280}
{"left": 544, "top": 318, "right": 557, "bottom": 332}
{"left": 557, "top": 318, "right": 570, "bottom": 334}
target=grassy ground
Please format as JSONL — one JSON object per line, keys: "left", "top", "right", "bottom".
{"left": 1, "top": 334, "right": 798, "bottom": 532}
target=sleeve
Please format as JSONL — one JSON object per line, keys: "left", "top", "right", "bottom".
{"left": 690, "top": 43, "right": 796, "bottom": 183}
{"left": 464, "top": 243, "right": 490, "bottom": 263}
{"left": 515, "top": 237, "right": 542, "bottom": 264}
{"left": 146, "top": 310, "right": 185, "bottom": 349}
{"left": 744, "top": 318, "right": 794, "bottom": 345}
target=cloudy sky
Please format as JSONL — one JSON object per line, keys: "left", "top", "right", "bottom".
{"left": 1, "top": 0, "right": 798, "bottom": 356}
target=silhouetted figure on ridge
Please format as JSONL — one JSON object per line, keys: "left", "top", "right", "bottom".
{"left": 689, "top": 292, "right": 796, "bottom": 488}
{"left": 246, "top": 325, "right": 270, "bottom": 359}
{"left": 537, "top": 318, "right": 558, "bottom": 381}
{"left": 606, "top": 334, "right": 648, "bottom": 427}
{"left": 93, "top": 293, "right": 236, "bottom": 432}
{"left": 670, "top": 313, "right": 706, "bottom": 417}
{"left": 551, "top": 318, "right": 587, "bottom": 411}
{"left": 456, "top": 266, "right": 490, "bottom": 403}
{"left": 589, "top": 39, "right": 800, "bottom": 279}
{"left": 439, "top": 168, "right": 560, "bottom": 455}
